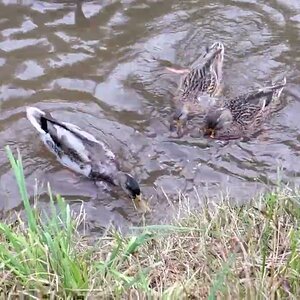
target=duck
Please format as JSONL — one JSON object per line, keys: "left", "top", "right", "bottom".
{"left": 203, "top": 77, "right": 287, "bottom": 140}
{"left": 26, "top": 107, "right": 149, "bottom": 212}
{"left": 168, "top": 41, "right": 225, "bottom": 137}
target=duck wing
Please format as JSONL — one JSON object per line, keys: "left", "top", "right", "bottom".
{"left": 62, "top": 121, "right": 121, "bottom": 181}
{"left": 46, "top": 115, "right": 118, "bottom": 182}
{"left": 42, "top": 115, "right": 87, "bottom": 160}
{"left": 26, "top": 107, "right": 118, "bottom": 182}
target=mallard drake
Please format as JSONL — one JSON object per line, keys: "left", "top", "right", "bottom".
{"left": 169, "top": 41, "right": 225, "bottom": 136}
{"left": 203, "top": 77, "right": 287, "bottom": 140}
{"left": 26, "top": 107, "right": 149, "bottom": 212}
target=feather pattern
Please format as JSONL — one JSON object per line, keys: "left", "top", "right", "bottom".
{"left": 177, "top": 41, "right": 224, "bottom": 107}
{"left": 204, "top": 77, "right": 287, "bottom": 140}
{"left": 26, "top": 107, "right": 118, "bottom": 184}
{"left": 169, "top": 41, "right": 225, "bottom": 137}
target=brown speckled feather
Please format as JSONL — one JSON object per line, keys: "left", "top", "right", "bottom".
{"left": 208, "top": 78, "right": 287, "bottom": 140}
{"left": 175, "top": 42, "right": 224, "bottom": 111}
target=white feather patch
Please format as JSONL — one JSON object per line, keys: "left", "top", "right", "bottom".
{"left": 26, "top": 106, "right": 116, "bottom": 178}
{"left": 26, "top": 106, "right": 45, "bottom": 134}
{"left": 61, "top": 121, "right": 116, "bottom": 160}
{"left": 41, "top": 132, "right": 91, "bottom": 177}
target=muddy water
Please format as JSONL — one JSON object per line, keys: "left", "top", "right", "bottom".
{"left": 0, "top": 0, "right": 300, "bottom": 232}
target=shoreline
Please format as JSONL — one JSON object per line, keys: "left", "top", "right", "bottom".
{"left": 1, "top": 148, "right": 299, "bottom": 298}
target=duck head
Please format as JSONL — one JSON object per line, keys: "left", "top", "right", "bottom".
{"left": 115, "top": 172, "right": 150, "bottom": 212}
{"left": 204, "top": 107, "right": 232, "bottom": 138}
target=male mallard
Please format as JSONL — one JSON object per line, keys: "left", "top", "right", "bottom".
{"left": 26, "top": 107, "right": 149, "bottom": 212}
{"left": 169, "top": 41, "right": 225, "bottom": 136}
{"left": 203, "top": 77, "right": 287, "bottom": 140}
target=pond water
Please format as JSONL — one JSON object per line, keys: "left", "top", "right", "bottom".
{"left": 0, "top": 0, "right": 300, "bottom": 233}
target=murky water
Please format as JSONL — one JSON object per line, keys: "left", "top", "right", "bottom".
{"left": 0, "top": 0, "right": 300, "bottom": 232}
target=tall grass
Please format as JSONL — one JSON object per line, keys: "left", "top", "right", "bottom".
{"left": 1, "top": 146, "right": 88, "bottom": 297}
{"left": 0, "top": 146, "right": 300, "bottom": 298}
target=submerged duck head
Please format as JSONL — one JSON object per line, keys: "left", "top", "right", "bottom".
{"left": 204, "top": 107, "right": 232, "bottom": 138}
{"left": 115, "top": 172, "right": 150, "bottom": 212}
{"left": 169, "top": 107, "right": 189, "bottom": 137}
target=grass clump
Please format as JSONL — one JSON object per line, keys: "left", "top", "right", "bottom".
{"left": 0, "top": 147, "right": 299, "bottom": 298}
{"left": 0, "top": 146, "right": 88, "bottom": 297}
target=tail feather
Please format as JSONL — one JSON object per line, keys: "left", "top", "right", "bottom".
{"left": 272, "top": 76, "right": 287, "bottom": 86}
{"left": 272, "top": 77, "right": 286, "bottom": 98}
{"left": 264, "top": 77, "right": 286, "bottom": 95}
{"left": 26, "top": 107, "right": 46, "bottom": 134}
{"left": 264, "top": 77, "right": 287, "bottom": 110}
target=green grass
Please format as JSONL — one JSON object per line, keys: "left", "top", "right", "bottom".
{"left": 0, "top": 146, "right": 300, "bottom": 298}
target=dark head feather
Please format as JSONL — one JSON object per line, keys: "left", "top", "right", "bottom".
{"left": 125, "top": 174, "right": 140, "bottom": 198}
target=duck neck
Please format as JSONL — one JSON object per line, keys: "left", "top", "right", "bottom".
{"left": 112, "top": 171, "right": 126, "bottom": 187}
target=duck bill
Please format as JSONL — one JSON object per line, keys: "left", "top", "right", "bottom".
{"left": 176, "top": 120, "right": 184, "bottom": 137}
{"left": 132, "top": 195, "right": 150, "bottom": 213}
{"left": 170, "top": 120, "right": 184, "bottom": 137}
{"left": 204, "top": 128, "right": 215, "bottom": 138}
{"left": 170, "top": 120, "right": 180, "bottom": 132}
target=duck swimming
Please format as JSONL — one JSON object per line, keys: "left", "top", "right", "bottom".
{"left": 26, "top": 107, "right": 149, "bottom": 212}
{"left": 169, "top": 41, "right": 225, "bottom": 137}
{"left": 203, "top": 77, "right": 287, "bottom": 140}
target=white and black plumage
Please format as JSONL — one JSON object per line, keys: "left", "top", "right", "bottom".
{"left": 203, "top": 77, "right": 287, "bottom": 140}
{"left": 26, "top": 107, "right": 149, "bottom": 211}
{"left": 179, "top": 42, "right": 224, "bottom": 98}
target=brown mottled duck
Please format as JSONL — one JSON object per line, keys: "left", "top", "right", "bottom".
{"left": 168, "top": 41, "right": 225, "bottom": 137}
{"left": 203, "top": 77, "right": 287, "bottom": 140}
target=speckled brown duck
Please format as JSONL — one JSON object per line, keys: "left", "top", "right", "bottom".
{"left": 168, "top": 41, "right": 225, "bottom": 137}
{"left": 203, "top": 77, "right": 287, "bottom": 140}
